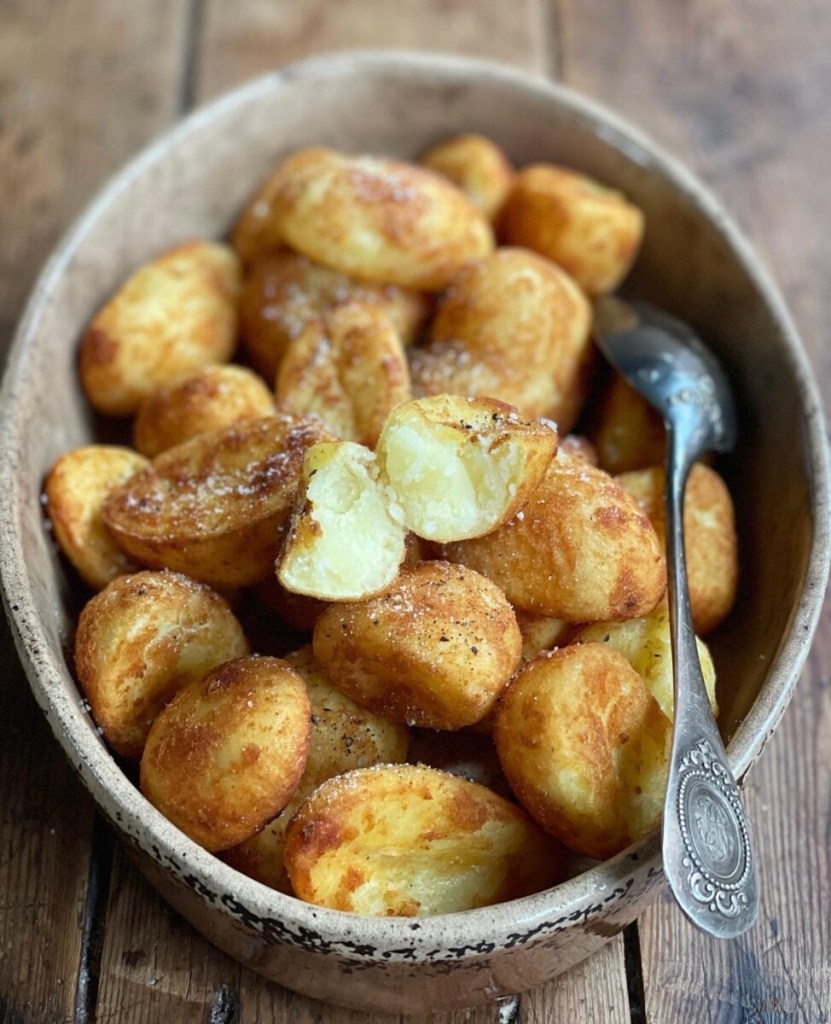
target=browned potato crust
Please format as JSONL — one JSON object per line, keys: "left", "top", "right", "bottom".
{"left": 270, "top": 148, "right": 494, "bottom": 291}
{"left": 559, "top": 433, "right": 599, "bottom": 465}
{"left": 224, "top": 646, "right": 408, "bottom": 892}
{"left": 443, "top": 448, "right": 666, "bottom": 622}
{"left": 617, "top": 463, "right": 738, "bottom": 633}
{"left": 44, "top": 445, "right": 149, "bottom": 590}
{"left": 103, "top": 415, "right": 332, "bottom": 588}
{"left": 376, "top": 395, "right": 558, "bottom": 542}
{"left": 140, "top": 656, "right": 311, "bottom": 851}
{"left": 133, "top": 365, "right": 276, "bottom": 457}
{"left": 75, "top": 570, "right": 249, "bottom": 759}
{"left": 499, "top": 165, "right": 644, "bottom": 296}
{"left": 239, "top": 250, "right": 428, "bottom": 380}
{"left": 420, "top": 134, "right": 515, "bottom": 221}
{"left": 276, "top": 302, "right": 411, "bottom": 447}
{"left": 230, "top": 156, "right": 298, "bottom": 267}
{"left": 494, "top": 643, "right": 670, "bottom": 859}
{"left": 79, "top": 241, "right": 242, "bottom": 416}
{"left": 284, "top": 764, "right": 565, "bottom": 915}
{"left": 312, "top": 560, "right": 522, "bottom": 730}
{"left": 409, "top": 248, "right": 592, "bottom": 428}
{"left": 592, "top": 373, "right": 666, "bottom": 474}
{"left": 514, "top": 610, "right": 573, "bottom": 662}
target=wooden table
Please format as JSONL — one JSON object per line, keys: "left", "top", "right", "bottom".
{"left": 1, "top": 2, "right": 829, "bottom": 1021}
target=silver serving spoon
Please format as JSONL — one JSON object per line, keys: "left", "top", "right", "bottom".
{"left": 594, "top": 296, "right": 758, "bottom": 938}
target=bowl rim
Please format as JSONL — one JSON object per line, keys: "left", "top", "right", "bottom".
{"left": 1, "top": 48, "right": 829, "bottom": 956}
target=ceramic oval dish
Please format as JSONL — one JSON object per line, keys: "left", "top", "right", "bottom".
{"left": 0, "top": 51, "right": 828, "bottom": 1014}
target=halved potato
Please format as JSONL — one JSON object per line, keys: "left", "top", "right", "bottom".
{"left": 276, "top": 302, "right": 411, "bottom": 447}
{"left": 494, "top": 643, "right": 670, "bottom": 859}
{"left": 44, "top": 445, "right": 149, "bottom": 590}
{"left": 140, "top": 656, "right": 311, "bottom": 851}
{"left": 277, "top": 441, "right": 407, "bottom": 601}
{"left": 79, "top": 241, "right": 241, "bottom": 415}
{"left": 420, "top": 134, "right": 515, "bottom": 221}
{"left": 443, "top": 448, "right": 666, "bottom": 622}
{"left": 592, "top": 373, "right": 666, "bottom": 474}
{"left": 75, "top": 570, "right": 249, "bottom": 759}
{"left": 312, "top": 560, "right": 521, "bottom": 730}
{"left": 376, "top": 394, "right": 558, "bottom": 542}
{"left": 409, "top": 248, "right": 593, "bottom": 428}
{"left": 499, "top": 165, "right": 644, "bottom": 296}
{"left": 103, "top": 415, "right": 332, "bottom": 588}
{"left": 270, "top": 147, "right": 494, "bottom": 290}
{"left": 284, "top": 764, "right": 565, "bottom": 915}
{"left": 133, "top": 365, "right": 276, "bottom": 457}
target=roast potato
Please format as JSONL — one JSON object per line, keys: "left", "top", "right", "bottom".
{"left": 312, "top": 560, "right": 522, "bottom": 730}
{"left": 407, "top": 727, "right": 514, "bottom": 801}
{"left": 443, "top": 448, "right": 666, "bottom": 622}
{"left": 376, "top": 394, "right": 558, "bottom": 542}
{"left": 499, "top": 164, "right": 644, "bottom": 296}
{"left": 103, "top": 415, "right": 331, "bottom": 588}
{"left": 140, "top": 656, "right": 311, "bottom": 851}
{"left": 44, "top": 445, "right": 149, "bottom": 590}
{"left": 277, "top": 441, "right": 408, "bottom": 601}
{"left": 79, "top": 241, "right": 241, "bottom": 415}
{"left": 275, "top": 302, "right": 411, "bottom": 447}
{"left": 409, "top": 248, "right": 593, "bottom": 428}
{"left": 75, "top": 570, "right": 249, "bottom": 759}
{"left": 420, "top": 133, "right": 515, "bottom": 221}
{"left": 515, "top": 610, "right": 573, "bottom": 663}
{"left": 494, "top": 643, "right": 670, "bottom": 859}
{"left": 592, "top": 373, "right": 666, "bottom": 474}
{"left": 284, "top": 764, "right": 565, "bottom": 915}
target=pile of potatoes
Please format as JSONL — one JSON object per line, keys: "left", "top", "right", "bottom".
{"left": 44, "top": 135, "right": 739, "bottom": 917}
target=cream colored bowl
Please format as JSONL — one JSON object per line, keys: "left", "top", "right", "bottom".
{"left": 0, "top": 51, "right": 828, "bottom": 1014}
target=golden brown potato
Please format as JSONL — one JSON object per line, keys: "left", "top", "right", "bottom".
{"left": 255, "top": 576, "right": 329, "bottom": 633}
{"left": 284, "top": 764, "right": 565, "bottom": 915}
{"left": 133, "top": 365, "right": 276, "bottom": 458}
{"left": 443, "top": 448, "right": 666, "bottom": 622}
{"left": 270, "top": 147, "right": 494, "bottom": 290}
{"left": 277, "top": 441, "right": 407, "bottom": 601}
{"left": 409, "top": 248, "right": 593, "bottom": 428}
{"left": 494, "top": 643, "right": 670, "bottom": 859}
{"left": 592, "top": 373, "right": 666, "bottom": 474}
{"left": 499, "top": 165, "right": 644, "bottom": 296}
{"left": 376, "top": 394, "right": 558, "bottom": 542}
{"left": 230, "top": 156, "right": 297, "bottom": 267}
{"left": 616, "top": 462, "right": 738, "bottom": 634}
{"left": 79, "top": 241, "right": 242, "bottom": 416}
{"left": 44, "top": 445, "right": 149, "bottom": 590}
{"left": 224, "top": 646, "right": 408, "bottom": 892}
{"left": 420, "top": 134, "right": 515, "bottom": 221}
{"left": 515, "top": 610, "right": 573, "bottom": 662}
{"left": 103, "top": 415, "right": 332, "bottom": 589}
{"left": 574, "top": 603, "right": 718, "bottom": 721}
{"left": 313, "top": 560, "right": 521, "bottom": 730}
{"left": 140, "top": 656, "right": 311, "bottom": 851}
{"left": 75, "top": 570, "right": 249, "bottom": 759}
{"left": 559, "top": 433, "right": 599, "bottom": 465}
{"left": 275, "top": 302, "right": 411, "bottom": 447}
{"left": 239, "top": 250, "right": 428, "bottom": 380}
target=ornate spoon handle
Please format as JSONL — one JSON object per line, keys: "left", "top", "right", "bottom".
{"left": 661, "top": 418, "right": 758, "bottom": 938}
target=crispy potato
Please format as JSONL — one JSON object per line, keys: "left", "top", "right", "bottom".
{"left": 44, "top": 445, "right": 149, "bottom": 590}
{"left": 276, "top": 302, "right": 411, "bottom": 447}
{"left": 75, "top": 570, "right": 249, "bottom": 759}
{"left": 559, "top": 433, "right": 599, "bottom": 465}
{"left": 515, "top": 610, "right": 573, "bottom": 662}
{"left": 409, "top": 248, "right": 593, "bottom": 428}
{"left": 499, "top": 165, "right": 644, "bottom": 296}
{"left": 79, "top": 241, "right": 242, "bottom": 416}
{"left": 574, "top": 604, "right": 718, "bottom": 721}
{"left": 494, "top": 643, "right": 670, "bottom": 859}
{"left": 284, "top": 764, "right": 565, "bottom": 915}
{"left": 133, "top": 365, "right": 276, "bottom": 457}
{"left": 592, "top": 373, "right": 666, "bottom": 474}
{"left": 103, "top": 415, "right": 332, "bottom": 588}
{"left": 278, "top": 441, "right": 407, "bottom": 601}
{"left": 225, "top": 646, "right": 408, "bottom": 892}
{"left": 443, "top": 448, "right": 666, "bottom": 622}
{"left": 239, "top": 250, "right": 428, "bottom": 380}
{"left": 376, "top": 394, "right": 558, "bottom": 543}
{"left": 420, "top": 134, "right": 515, "bottom": 221}
{"left": 270, "top": 147, "right": 494, "bottom": 291}
{"left": 313, "top": 560, "right": 521, "bottom": 730}
{"left": 140, "top": 656, "right": 311, "bottom": 851}
{"left": 230, "top": 156, "right": 297, "bottom": 267}
{"left": 617, "top": 463, "right": 738, "bottom": 633}
{"left": 255, "top": 576, "right": 329, "bottom": 633}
